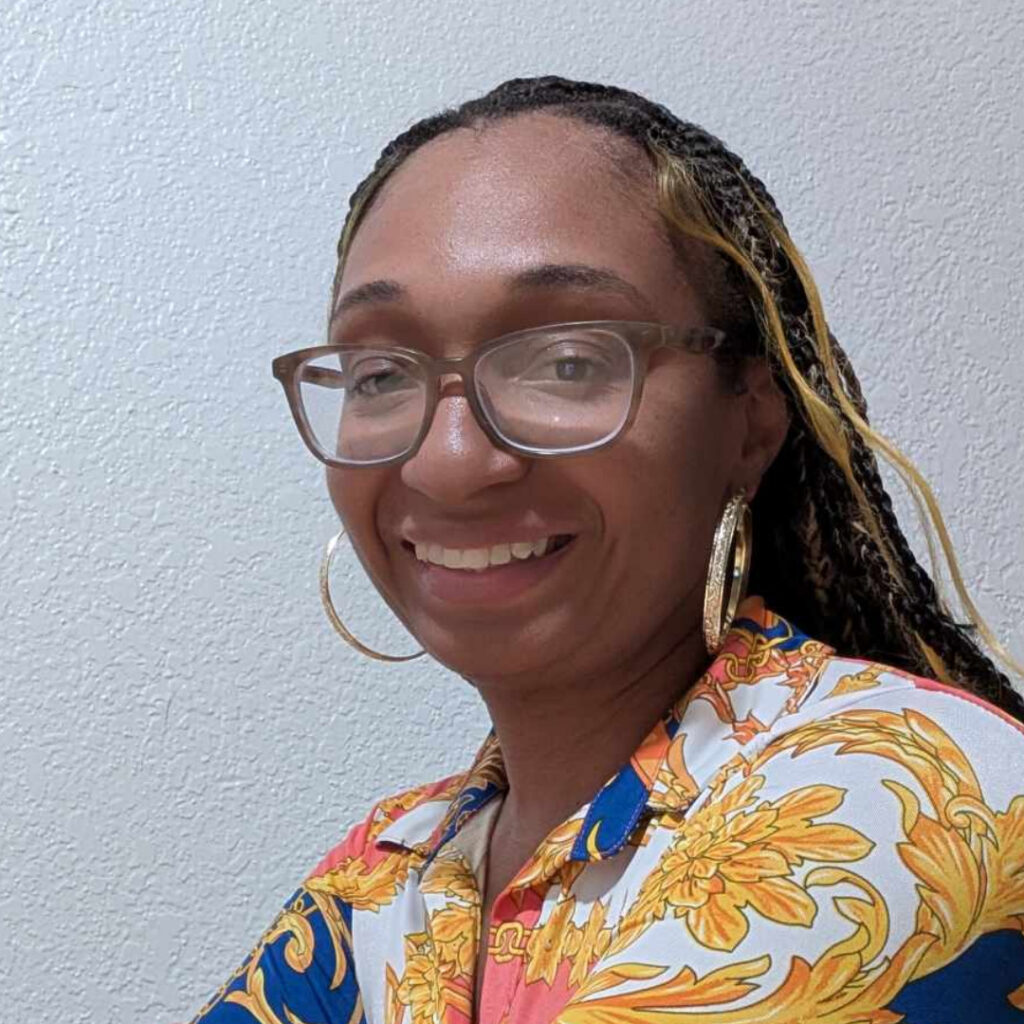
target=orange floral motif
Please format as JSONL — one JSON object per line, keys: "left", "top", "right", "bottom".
{"left": 419, "top": 851, "right": 481, "bottom": 904}
{"left": 523, "top": 897, "right": 614, "bottom": 987}
{"left": 307, "top": 851, "right": 410, "bottom": 912}
{"left": 565, "top": 899, "right": 614, "bottom": 988}
{"left": 987, "top": 794, "right": 1024, "bottom": 934}
{"left": 525, "top": 898, "right": 577, "bottom": 986}
{"left": 393, "top": 938, "right": 444, "bottom": 1024}
{"left": 615, "top": 775, "right": 874, "bottom": 953}
{"left": 391, "top": 910, "right": 475, "bottom": 1024}
{"left": 427, "top": 904, "right": 478, "bottom": 980}
{"left": 307, "top": 778, "right": 463, "bottom": 913}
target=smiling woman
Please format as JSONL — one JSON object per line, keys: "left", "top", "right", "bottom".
{"left": 188, "top": 76, "right": 1024, "bottom": 1024}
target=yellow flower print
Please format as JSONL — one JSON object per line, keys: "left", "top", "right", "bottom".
{"left": 987, "top": 794, "right": 1024, "bottom": 932}
{"left": 427, "top": 903, "right": 477, "bottom": 978}
{"left": 565, "top": 899, "right": 614, "bottom": 989}
{"left": 525, "top": 898, "right": 577, "bottom": 985}
{"left": 520, "top": 897, "right": 615, "bottom": 989}
{"left": 395, "top": 941, "right": 445, "bottom": 1024}
{"left": 617, "top": 775, "right": 874, "bottom": 953}
{"left": 419, "top": 851, "right": 480, "bottom": 905}
{"left": 307, "top": 851, "right": 410, "bottom": 912}
{"left": 561, "top": 869, "right": 904, "bottom": 1023}
{"left": 390, "top": 907, "right": 476, "bottom": 1024}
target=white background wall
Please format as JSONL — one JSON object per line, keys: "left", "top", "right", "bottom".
{"left": 2, "top": 1, "right": 1022, "bottom": 1020}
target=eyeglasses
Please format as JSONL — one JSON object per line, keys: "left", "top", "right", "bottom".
{"left": 271, "top": 320, "right": 728, "bottom": 469}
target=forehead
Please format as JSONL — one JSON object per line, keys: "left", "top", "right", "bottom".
{"left": 337, "top": 113, "right": 703, "bottom": 322}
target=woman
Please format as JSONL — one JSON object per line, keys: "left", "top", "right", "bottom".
{"left": 189, "top": 76, "right": 1024, "bottom": 1023}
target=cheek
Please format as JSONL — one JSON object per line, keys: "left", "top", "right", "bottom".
{"left": 601, "top": 371, "right": 742, "bottom": 574}
{"left": 325, "top": 466, "right": 358, "bottom": 525}
{"left": 325, "top": 467, "right": 390, "bottom": 576}
{"left": 633, "top": 369, "right": 740, "bottom": 495}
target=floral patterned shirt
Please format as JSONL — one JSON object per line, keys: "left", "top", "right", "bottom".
{"left": 189, "top": 597, "right": 1024, "bottom": 1024}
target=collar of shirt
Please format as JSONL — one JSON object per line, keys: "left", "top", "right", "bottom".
{"left": 373, "top": 595, "right": 834, "bottom": 885}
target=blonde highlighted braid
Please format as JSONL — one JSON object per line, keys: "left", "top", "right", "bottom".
{"left": 329, "top": 75, "right": 1024, "bottom": 720}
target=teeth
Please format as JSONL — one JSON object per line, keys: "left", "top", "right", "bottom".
{"left": 413, "top": 536, "right": 565, "bottom": 571}
{"left": 463, "top": 548, "right": 489, "bottom": 570}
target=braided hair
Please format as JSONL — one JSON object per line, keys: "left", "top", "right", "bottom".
{"left": 330, "top": 75, "right": 1024, "bottom": 721}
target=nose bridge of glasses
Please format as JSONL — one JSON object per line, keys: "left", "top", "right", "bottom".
{"left": 429, "top": 351, "right": 478, "bottom": 395}
{"left": 418, "top": 349, "right": 508, "bottom": 455}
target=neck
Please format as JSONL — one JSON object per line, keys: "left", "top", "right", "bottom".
{"left": 474, "top": 616, "right": 708, "bottom": 843}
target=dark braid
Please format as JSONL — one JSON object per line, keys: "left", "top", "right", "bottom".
{"left": 331, "top": 75, "right": 1024, "bottom": 721}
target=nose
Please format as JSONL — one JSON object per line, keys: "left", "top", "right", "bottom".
{"left": 399, "top": 379, "right": 529, "bottom": 504}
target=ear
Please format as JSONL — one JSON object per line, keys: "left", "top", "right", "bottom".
{"left": 734, "top": 359, "right": 790, "bottom": 500}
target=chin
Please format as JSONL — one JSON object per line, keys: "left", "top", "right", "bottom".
{"left": 411, "top": 613, "right": 576, "bottom": 687}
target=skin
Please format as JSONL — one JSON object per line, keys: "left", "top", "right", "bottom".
{"left": 324, "top": 113, "right": 789, "bottom": 1000}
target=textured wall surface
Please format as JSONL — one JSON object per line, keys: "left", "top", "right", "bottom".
{"left": 2, "top": 0, "right": 1022, "bottom": 1019}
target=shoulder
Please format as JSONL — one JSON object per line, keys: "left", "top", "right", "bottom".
{"left": 758, "top": 653, "right": 1024, "bottom": 797}
{"left": 671, "top": 653, "right": 1024, "bottom": 1005}
{"left": 789, "top": 653, "right": 1024, "bottom": 776}
{"left": 187, "top": 774, "right": 466, "bottom": 1021}
{"left": 634, "top": 654, "right": 1024, "bottom": 1024}
{"left": 738, "top": 653, "right": 1024, "bottom": 907}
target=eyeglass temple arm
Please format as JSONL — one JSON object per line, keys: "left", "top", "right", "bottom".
{"left": 663, "top": 326, "right": 729, "bottom": 352}
{"left": 298, "top": 365, "right": 348, "bottom": 389}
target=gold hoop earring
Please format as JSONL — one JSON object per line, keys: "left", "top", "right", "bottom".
{"left": 320, "top": 527, "right": 426, "bottom": 663}
{"left": 702, "top": 492, "right": 753, "bottom": 655}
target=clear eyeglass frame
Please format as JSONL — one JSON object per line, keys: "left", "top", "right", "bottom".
{"left": 271, "top": 319, "right": 728, "bottom": 469}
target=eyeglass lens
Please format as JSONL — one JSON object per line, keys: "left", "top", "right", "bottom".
{"left": 296, "top": 326, "right": 637, "bottom": 464}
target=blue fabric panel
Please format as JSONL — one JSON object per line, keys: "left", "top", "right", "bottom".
{"left": 887, "top": 929, "right": 1024, "bottom": 1023}
{"left": 193, "top": 888, "right": 365, "bottom": 1023}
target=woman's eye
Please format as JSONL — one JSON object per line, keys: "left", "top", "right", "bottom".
{"left": 349, "top": 361, "right": 414, "bottom": 397}
{"left": 551, "top": 356, "right": 596, "bottom": 381}
{"left": 354, "top": 372, "right": 403, "bottom": 397}
{"left": 524, "top": 347, "right": 610, "bottom": 384}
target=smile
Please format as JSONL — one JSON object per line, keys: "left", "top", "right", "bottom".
{"left": 401, "top": 532, "right": 579, "bottom": 607}
{"left": 411, "top": 535, "right": 575, "bottom": 571}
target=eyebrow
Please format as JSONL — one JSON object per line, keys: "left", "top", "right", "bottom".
{"left": 333, "top": 278, "right": 405, "bottom": 316}
{"left": 331, "top": 262, "right": 653, "bottom": 320}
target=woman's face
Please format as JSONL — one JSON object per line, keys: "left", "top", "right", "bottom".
{"left": 326, "top": 113, "right": 785, "bottom": 687}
